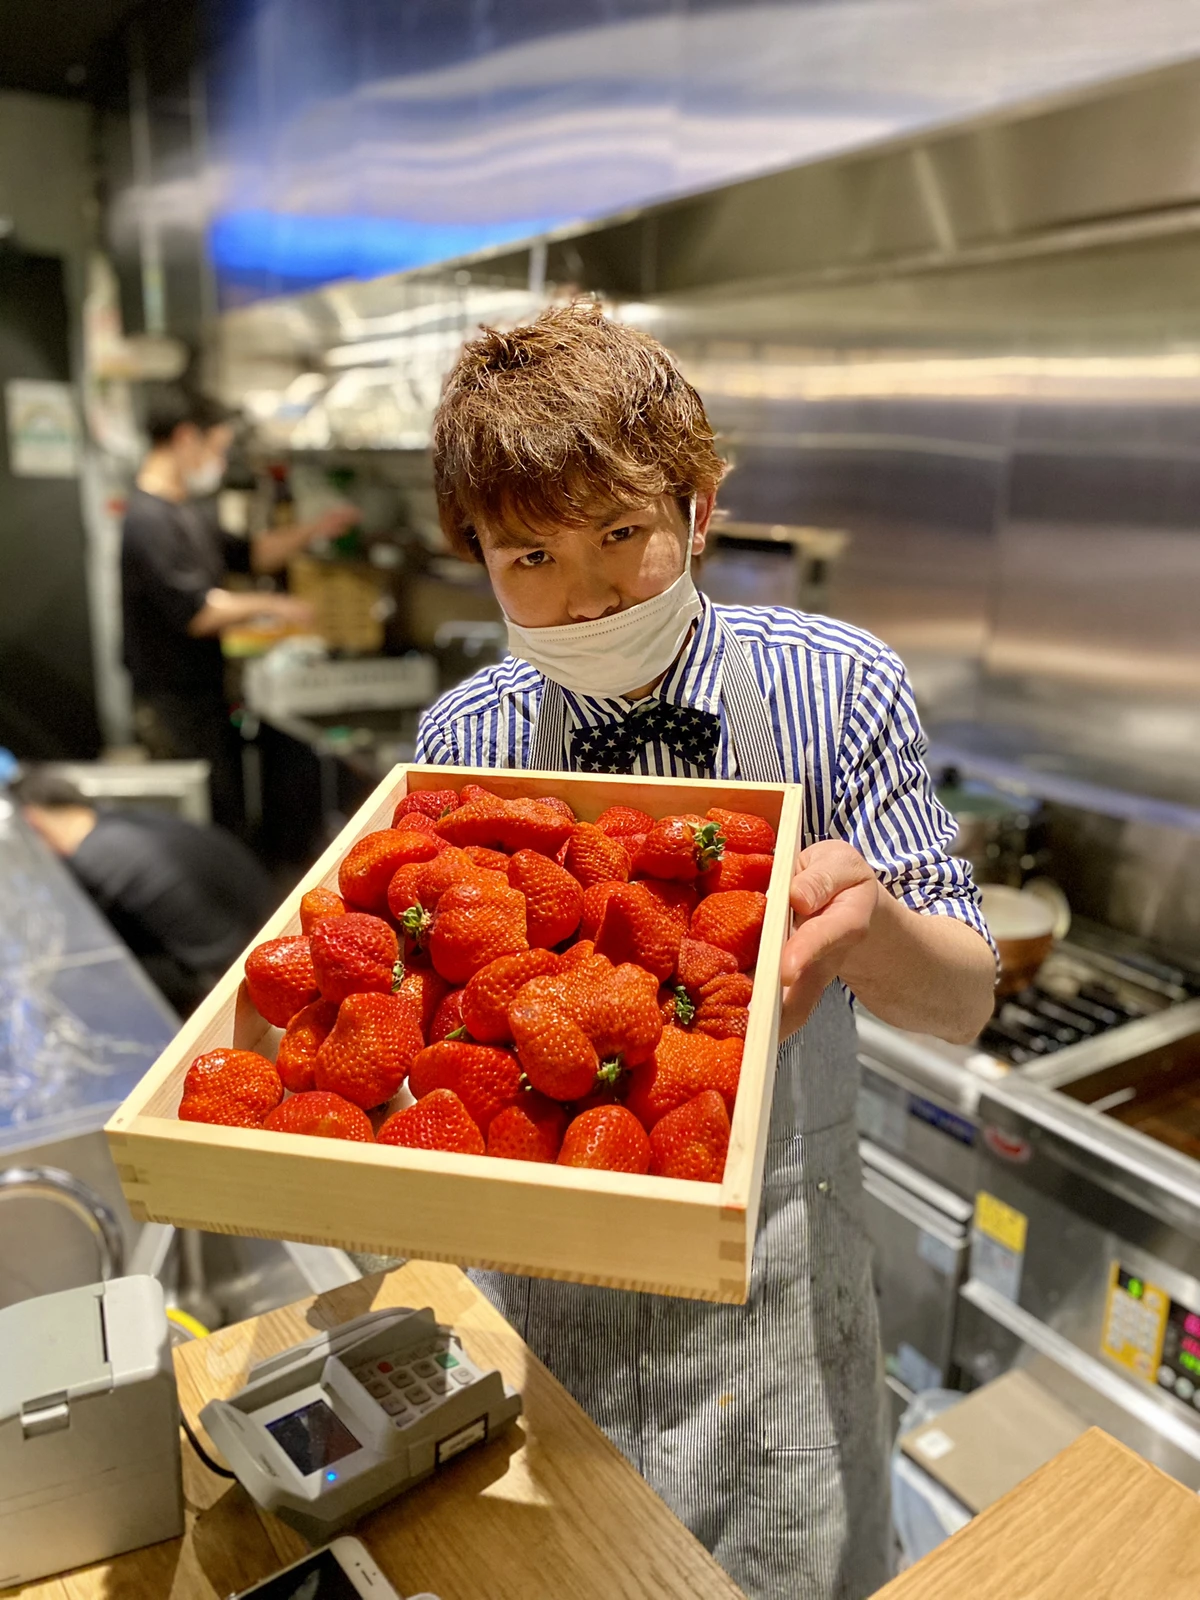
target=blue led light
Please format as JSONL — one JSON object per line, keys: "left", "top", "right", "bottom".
{"left": 325, "top": 1470, "right": 338, "bottom": 1482}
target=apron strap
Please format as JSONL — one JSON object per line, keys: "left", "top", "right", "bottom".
{"left": 527, "top": 678, "right": 567, "bottom": 772}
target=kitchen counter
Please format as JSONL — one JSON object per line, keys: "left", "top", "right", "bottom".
{"left": 12, "top": 1259, "right": 745, "bottom": 1600}
{"left": 879, "top": 1427, "right": 1200, "bottom": 1599}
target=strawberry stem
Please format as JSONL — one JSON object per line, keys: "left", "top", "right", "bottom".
{"left": 672, "top": 985, "right": 696, "bottom": 1027}
{"left": 595, "top": 1055, "right": 625, "bottom": 1088}
{"left": 445, "top": 1024, "right": 469, "bottom": 1041}
{"left": 693, "top": 820, "right": 725, "bottom": 870}
{"left": 391, "top": 958, "right": 406, "bottom": 991}
{"left": 401, "top": 902, "right": 432, "bottom": 946}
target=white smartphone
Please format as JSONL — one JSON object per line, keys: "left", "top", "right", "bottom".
{"left": 229, "top": 1536, "right": 432, "bottom": 1600}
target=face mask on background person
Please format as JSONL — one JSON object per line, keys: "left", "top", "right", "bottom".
{"left": 504, "top": 497, "right": 702, "bottom": 699}
{"left": 183, "top": 456, "right": 225, "bottom": 498}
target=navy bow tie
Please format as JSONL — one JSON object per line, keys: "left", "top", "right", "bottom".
{"left": 571, "top": 698, "right": 721, "bottom": 774}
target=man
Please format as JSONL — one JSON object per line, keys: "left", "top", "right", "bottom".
{"left": 416, "top": 303, "right": 997, "bottom": 1600}
{"left": 121, "top": 386, "right": 357, "bottom": 833}
{"left": 15, "top": 768, "right": 277, "bottom": 1016}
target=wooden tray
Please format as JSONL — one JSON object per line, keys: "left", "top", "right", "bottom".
{"left": 106, "top": 766, "right": 802, "bottom": 1303}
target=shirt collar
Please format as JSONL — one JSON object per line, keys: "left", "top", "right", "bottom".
{"left": 560, "top": 593, "right": 725, "bottom": 728}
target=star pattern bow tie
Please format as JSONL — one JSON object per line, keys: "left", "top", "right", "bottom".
{"left": 571, "top": 698, "right": 722, "bottom": 774}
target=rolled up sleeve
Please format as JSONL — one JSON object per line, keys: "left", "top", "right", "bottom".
{"left": 831, "top": 646, "right": 997, "bottom": 961}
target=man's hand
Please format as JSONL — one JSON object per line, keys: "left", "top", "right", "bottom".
{"left": 309, "top": 504, "right": 360, "bottom": 542}
{"left": 780, "top": 841, "right": 879, "bottom": 1040}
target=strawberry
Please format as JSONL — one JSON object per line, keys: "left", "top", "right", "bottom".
{"left": 563, "top": 823, "right": 631, "bottom": 888}
{"left": 698, "top": 852, "right": 774, "bottom": 894}
{"left": 461, "top": 948, "right": 561, "bottom": 1042}
{"left": 276, "top": 998, "right": 339, "bottom": 1092}
{"left": 593, "top": 881, "right": 682, "bottom": 981}
{"left": 580, "top": 880, "right": 622, "bottom": 941}
{"left": 394, "top": 812, "right": 446, "bottom": 842}
{"left": 310, "top": 913, "right": 399, "bottom": 1005}
{"left": 632, "top": 814, "right": 724, "bottom": 881}
{"left": 394, "top": 963, "right": 451, "bottom": 1039}
{"left": 464, "top": 845, "right": 511, "bottom": 871}
{"left": 558, "top": 1106, "right": 651, "bottom": 1174}
{"left": 486, "top": 1094, "right": 568, "bottom": 1162}
{"left": 649, "top": 1090, "right": 730, "bottom": 1182}
{"left": 430, "top": 987, "right": 467, "bottom": 1042}
{"left": 693, "top": 971, "right": 754, "bottom": 1040}
{"left": 264, "top": 1090, "right": 374, "bottom": 1142}
{"left": 377, "top": 1089, "right": 485, "bottom": 1155}
{"left": 299, "top": 887, "right": 346, "bottom": 934}
{"left": 537, "top": 795, "right": 577, "bottom": 824}
{"left": 706, "top": 806, "right": 776, "bottom": 854}
{"left": 625, "top": 1026, "right": 742, "bottom": 1129}
{"left": 428, "top": 877, "right": 528, "bottom": 984}
{"left": 393, "top": 788, "right": 459, "bottom": 824}
{"left": 585, "top": 962, "right": 663, "bottom": 1068}
{"left": 385, "top": 861, "right": 428, "bottom": 924}
{"left": 439, "top": 796, "right": 573, "bottom": 855}
{"left": 244, "top": 937, "right": 320, "bottom": 1027}
{"left": 507, "top": 849, "right": 583, "bottom": 947}
{"left": 408, "top": 1039, "right": 524, "bottom": 1132}
{"left": 690, "top": 890, "right": 767, "bottom": 970}
{"left": 339, "top": 828, "right": 441, "bottom": 913}
{"left": 558, "top": 938, "right": 596, "bottom": 970}
{"left": 636, "top": 878, "right": 698, "bottom": 929}
{"left": 179, "top": 1049, "right": 282, "bottom": 1128}
{"left": 416, "top": 847, "right": 503, "bottom": 909}
{"left": 314, "top": 990, "right": 424, "bottom": 1108}
{"left": 675, "top": 936, "right": 739, "bottom": 1002}
{"left": 509, "top": 982, "right": 600, "bottom": 1101}
{"left": 460, "top": 782, "right": 501, "bottom": 804}
{"left": 595, "top": 804, "right": 654, "bottom": 838}
{"left": 509, "top": 961, "right": 661, "bottom": 1100}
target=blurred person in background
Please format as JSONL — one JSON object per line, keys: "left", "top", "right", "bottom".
{"left": 122, "top": 385, "right": 358, "bottom": 833}
{"left": 14, "top": 768, "right": 277, "bottom": 1016}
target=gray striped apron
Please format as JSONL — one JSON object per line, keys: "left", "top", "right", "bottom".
{"left": 473, "top": 616, "right": 891, "bottom": 1599}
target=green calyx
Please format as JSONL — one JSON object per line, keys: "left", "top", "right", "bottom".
{"left": 672, "top": 985, "right": 696, "bottom": 1027}
{"left": 400, "top": 901, "right": 432, "bottom": 945}
{"left": 595, "top": 1055, "right": 625, "bottom": 1089}
{"left": 444, "top": 1024, "right": 469, "bottom": 1042}
{"left": 391, "top": 958, "right": 406, "bottom": 991}
{"left": 693, "top": 820, "right": 725, "bottom": 871}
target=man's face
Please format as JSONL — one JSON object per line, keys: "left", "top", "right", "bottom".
{"left": 477, "top": 492, "right": 713, "bottom": 628}
{"left": 175, "top": 422, "right": 232, "bottom": 485}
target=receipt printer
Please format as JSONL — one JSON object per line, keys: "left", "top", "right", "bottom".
{"left": 0, "top": 1276, "right": 183, "bottom": 1586}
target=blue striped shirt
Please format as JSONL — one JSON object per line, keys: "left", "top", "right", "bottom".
{"left": 415, "top": 597, "right": 992, "bottom": 946}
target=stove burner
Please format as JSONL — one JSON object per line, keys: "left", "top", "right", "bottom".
{"left": 980, "top": 978, "right": 1148, "bottom": 1065}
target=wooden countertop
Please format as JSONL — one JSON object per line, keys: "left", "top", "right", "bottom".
{"left": 12, "top": 1261, "right": 745, "bottom": 1600}
{"left": 879, "top": 1427, "right": 1200, "bottom": 1600}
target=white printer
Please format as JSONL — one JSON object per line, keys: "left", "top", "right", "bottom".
{"left": 0, "top": 1275, "right": 183, "bottom": 1586}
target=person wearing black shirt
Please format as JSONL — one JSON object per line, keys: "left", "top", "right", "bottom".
{"left": 122, "top": 388, "right": 357, "bottom": 832}
{"left": 15, "top": 769, "right": 278, "bottom": 1016}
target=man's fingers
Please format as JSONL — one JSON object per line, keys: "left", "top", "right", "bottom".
{"left": 790, "top": 865, "right": 837, "bottom": 917}
{"left": 781, "top": 894, "right": 870, "bottom": 986}
{"left": 779, "top": 965, "right": 834, "bottom": 1042}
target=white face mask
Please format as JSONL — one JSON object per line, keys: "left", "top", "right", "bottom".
{"left": 184, "top": 457, "right": 224, "bottom": 498}
{"left": 504, "top": 498, "right": 703, "bottom": 699}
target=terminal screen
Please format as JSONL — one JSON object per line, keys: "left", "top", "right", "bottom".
{"left": 266, "top": 1399, "right": 361, "bottom": 1476}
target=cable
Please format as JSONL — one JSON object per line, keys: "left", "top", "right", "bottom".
{"left": 181, "top": 1410, "right": 238, "bottom": 1480}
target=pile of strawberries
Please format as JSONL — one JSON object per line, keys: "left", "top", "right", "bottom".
{"left": 178, "top": 783, "right": 775, "bottom": 1184}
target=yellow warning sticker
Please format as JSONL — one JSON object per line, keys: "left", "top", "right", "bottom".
{"left": 974, "top": 1192, "right": 1028, "bottom": 1255}
{"left": 1101, "top": 1262, "right": 1169, "bottom": 1383}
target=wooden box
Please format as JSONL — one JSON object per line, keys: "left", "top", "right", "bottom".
{"left": 106, "top": 767, "right": 801, "bottom": 1303}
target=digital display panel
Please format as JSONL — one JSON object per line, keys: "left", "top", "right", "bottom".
{"left": 266, "top": 1399, "right": 360, "bottom": 1477}
{"left": 1160, "top": 1298, "right": 1200, "bottom": 1405}
{"left": 237, "top": 1548, "right": 366, "bottom": 1599}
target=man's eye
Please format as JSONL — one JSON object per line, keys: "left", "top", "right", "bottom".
{"left": 606, "top": 526, "right": 638, "bottom": 544}
{"left": 516, "top": 549, "right": 550, "bottom": 568}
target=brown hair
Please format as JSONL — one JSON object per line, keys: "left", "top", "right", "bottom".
{"left": 432, "top": 300, "right": 726, "bottom": 559}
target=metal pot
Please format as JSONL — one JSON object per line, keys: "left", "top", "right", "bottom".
{"left": 937, "top": 773, "right": 1039, "bottom": 886}
{"left": 980, "top": 884, "right": 1059, "bottom": 996}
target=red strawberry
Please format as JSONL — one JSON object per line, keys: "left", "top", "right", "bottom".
{"left": 310, "top": 913, "right": 399, "bottom": 1005}
{"left": 509, "top": 980, "right": 600, "bottom": 1100}
{"left": 394, "top": 812, "right": 447, "bottom": 842}
{"left": 706, "top": 807, "right": 776, "bottom": 854}
{"left": 377, "top": 1089, "right": 485, "bottom": 1155}
{"left": 264, "top": 1090, "right": 374, "bottom": 1142}
{"left": 632, "top": 814, "right": 724, "bottom": 881}
{"left": 299, "top": 888, "right": 346, "bottom": 935}
{"left": 394, "top": 963, "right": 450, "bottom": 1039}
{"left": 487, "top": 1094, "right": 568, "bottom": 1162}
{"left": 464, "top": 845, "right": 511, "bottom": 871}
{"left": 584, "top": 962, "right": 663, "bottom": 1068}
{"left": 558, "top": 938, "right": 596, "bottom": 970}
{"left": 315, "top": 990, "right": 424, "bottom": 1108}
{"left": 439, "top": 796, "right": 573, "bottom": 855}
{"left": 461, "top": 948, "right": 561, "bottom": 1042}
{"left": 408, "top": 1039, "right": 524, "bottom": 1132}
{"left": 460, "top": 782, "right": 501, "bottom": 804}
{"left": 580, "top": 880, "right": 622, "bottom": 941}
{"left": 393, "top": 788, "right": 459, "bottom": 824}
{"left": 245, "top": 937, "right": 320, "bottom": 1027}
{"left": 625, "top": 1026, "right": 743, "bottom": 1129}
{"left": 649, "top": 1090, "right": 730, "bottom": 1181}
{"left": 537, "top": 795, "right": 577, "bottom": 824}
{"left": 507, "top": 849, "right": 583, "bottom": 947}
{"left": 428, "top": 877, "right": 529, "bottom": 984}
{"left": 595, "top": 804, "right": 654, "bottom": 838}
{"left": 675, "top": 936, "right": 739, "bottom": 1002}
{"left": 698, "top": 852, "right": 774, "bottom": 894}
{"left": 276, "top": 998, "right": 339, "bottom": 1092}
{"left": 563, "top": 823, "right": 631, "bottom": 888}
{"left": 339, "top": 828, "right": 441, "bottom": 913}
{"left": 385, "top": 861, "right": 427, "bottom": 924}
{"left": 416, "top": 847, "right": 504, "bottom": 909}
{"left": 178, "top": 1049, "right": 282, "bottom": 1128}
{"left": 558, "top": 1106, "right": 651, "bottom": 1174}
{"left": 636, "top": 878, "right": 698, "bottom": 929}
{"left": 690, "top": 890, "right": 767, "bottom": 970}
{"left": 430, "top": 987, "right": 467, "bottom": 1042}
{"left": 509, "top": 961, "right": 661, "bottom": 1100}
{"left": 593, "top": 881, "right": 682, "bottom": 981}
{"left": 693, "top": 971, "right": 754, "bottom": 1040}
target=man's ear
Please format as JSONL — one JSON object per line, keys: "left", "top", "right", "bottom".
{"left": 692, "top": 491, "right": 717, "bottom": 555}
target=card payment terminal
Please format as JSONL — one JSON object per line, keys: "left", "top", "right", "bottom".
{"left": 201, "top": 1306, "right": 521, "bottom": 1542}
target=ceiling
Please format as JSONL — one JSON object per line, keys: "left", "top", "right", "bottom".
{"left": 0, "top": 0, "right": 146, "bottom": 98}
